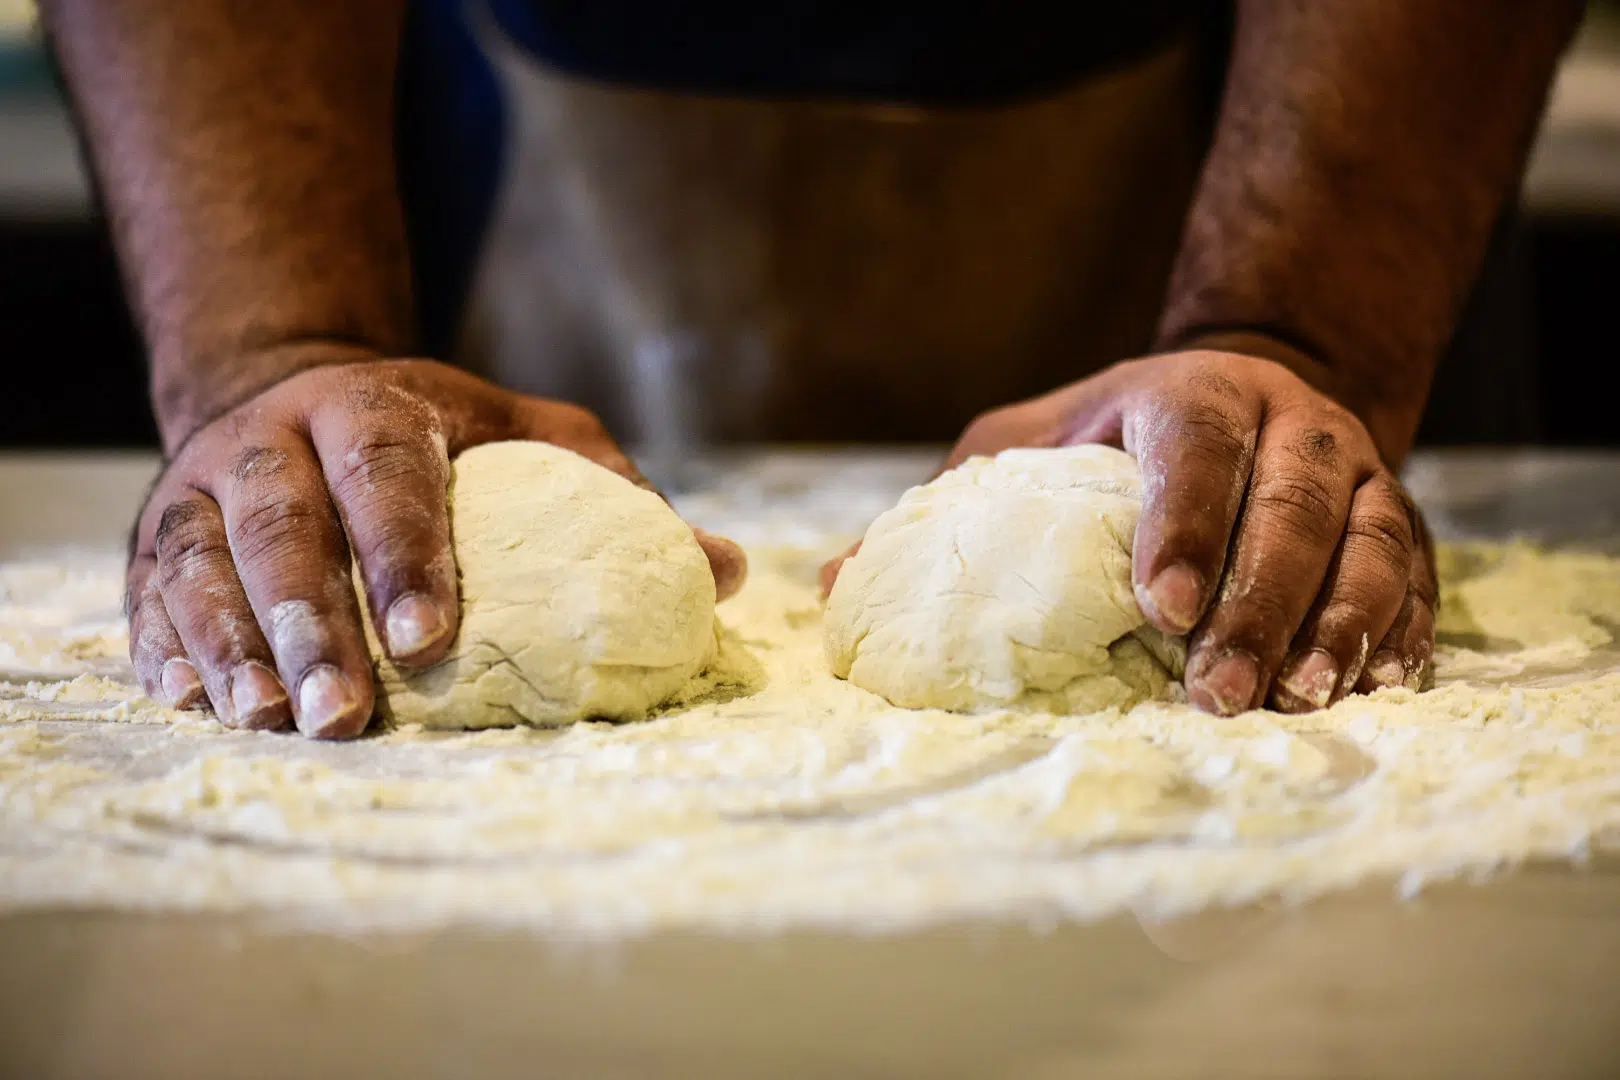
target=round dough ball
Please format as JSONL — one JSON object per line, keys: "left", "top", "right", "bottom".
{"left": 824, "top": 445, "right": 1182, "bottom": 712}
{"left": 365, "top": 441, "right": 717, "bottom": 730}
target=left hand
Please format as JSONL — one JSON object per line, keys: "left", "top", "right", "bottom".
{"left": 822, "top": 349, "right": 1437, "bottom": 715}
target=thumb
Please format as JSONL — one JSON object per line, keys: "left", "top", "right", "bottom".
{"left": 818, "top": 541, "right": 860, "bottom": 600}
{"left": 694, "top": 528, "right": 748, "bottom": 603}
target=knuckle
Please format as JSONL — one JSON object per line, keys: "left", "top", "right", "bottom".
{"left": 1185, "top": 370, "right": 1244, "bottom": 402}
{"left": 1293, "top": 426, "right": 1340, "bottom": 469}
{"left": 227, "top": 445, "right": 291, "bottom": 485}
{"left": 348, "top": 379, "right": 445, "bottom": 433}
{"left": 331, "top": 434, "right": 436, "bottom": 501}
{"left": 154, "top": 499, "right": 228, "bottom": 573}
{"left": 154, "top": 499, "right": 203, "bottom": 546}
{"left": 1248, "top": 473, "right": 1340, "bottom": 539}
{"left": 342, "top": 379, "right": 412, "bottom": 415}
{"left": 215, "top": 409, "right": 257, "bottom": 448}
{"left": 1167, "top": 399, "right": 1250, "bottom": 464}
{"left": 231, "top": 495, "right": 339, "bottom": 567}
{"left": 1348, "top": 502, "right": 1416, "bottom": 566}
{"left": 1381, "top": 474, "right": 1418, "bottom": 518}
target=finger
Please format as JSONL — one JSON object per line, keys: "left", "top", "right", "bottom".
{"left": 1271, "top": 474, "right": 1414, "bottom": 712}
{"left": 1403, "top": 511, "right": 1440, "bottom": 689}
{"left": 693, "top": 528, "right": 748, "bottom": 602}
{"left": 308, "top": 386, "right": 459, "bottom": 666}
{"left": 1358, "top": 534, "right": 1439, "bottom": 693}
{"left": 1124, "top": 373, "right": 1262, "bottom": 636}
{"left": 218, "top": 441, "right": 374, "bottom": 739}
{"left": 1184, "top": 413, "right": 1359, "bottom": 716}
{"left": 125, "top": 553, "right": 205, "bottom": 709}
{"left": 819, "top": 541, "right": 860, "bottom": 600}
{"left": 152, "top": 492, "right": 291, "bottom": 730}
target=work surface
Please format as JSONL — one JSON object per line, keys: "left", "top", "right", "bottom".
{"left": 3, "top": 448, "right": 1620, "bottom": 1080}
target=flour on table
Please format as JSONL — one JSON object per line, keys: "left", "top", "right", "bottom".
{"left": 2, "top": 466, "right": 1620, "bottom": 939}
{"left": 825, "top": 446, "right": 1181, "bottom": 712}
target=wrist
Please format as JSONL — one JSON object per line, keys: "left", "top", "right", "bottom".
{"left": 1154, "top": 327, "right": 1425, "bottom": 466}
{"left": 152, "top": 339, "right": 389, "bottom": 456}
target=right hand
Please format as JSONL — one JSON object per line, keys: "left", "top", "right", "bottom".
{"left": 127, "top": 357, "right": 747, "bottom": 738}
{"left": 822, "top": 347, "right": 1437, "bottom": 716}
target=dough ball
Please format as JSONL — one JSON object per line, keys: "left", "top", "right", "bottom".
{"left": 365, "top": 441, "right": 717, "bottom": 730}
{"left": 824, "top": 445, "right": 1183, "bottom": 712}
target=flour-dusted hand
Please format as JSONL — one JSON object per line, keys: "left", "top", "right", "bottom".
{"left": 825, "top": 348, "right": 1436, "bottom": 716}
{"left": 126, "top": 358, "right": 746, "bottom": 737}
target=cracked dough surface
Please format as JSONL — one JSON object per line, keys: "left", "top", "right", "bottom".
{"left": 364, "top": 441, "right": 717, "bottom": 730}
{"left": 826, "top": 446, "right": 1181, "bottom": 712}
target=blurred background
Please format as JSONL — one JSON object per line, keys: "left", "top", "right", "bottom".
{"left": 1, "top": 0, "right": 1617, "bottom": 451}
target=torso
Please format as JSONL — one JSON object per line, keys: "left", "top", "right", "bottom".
{"left": 468, "top": 6, "right": 1214, "bottom": 443}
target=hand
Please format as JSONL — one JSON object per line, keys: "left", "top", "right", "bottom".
{"left": 127, "top": 357, "right": 747, "bottom": 737}
{"left": 823, "top": 349, "right": 1436, "bottom": 715}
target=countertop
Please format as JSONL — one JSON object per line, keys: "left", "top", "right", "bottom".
{"left": 1, "top": 448, "right": 1618, "bottom": 1080}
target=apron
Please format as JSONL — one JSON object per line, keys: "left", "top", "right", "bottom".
{"left": 466, "top": 31, "right": 1209, "bottom": 448}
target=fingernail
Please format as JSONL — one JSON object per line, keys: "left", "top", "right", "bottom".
{"left": 159, "top": 658, "right": 203, "bottom": 708}
{"left": 1277, "top": 648, "right": 1338, "bottom": 710}
{"left": 385, "top": 593, "right": 447, "bottom": 659}
{"left": 1190, "top": 649, "right": 1260, "bottom": 716}
{"left": 1366, "top": 650, "right": 1405, "bottom": 690}
{"left": 230, "top": 661, "right": 288, "bottom": 729}
{"left": 297, "top": 664, "right": 365, "bottom": 739}
{"left": 1137, "top": 564, "right": 1204, "bottom": 633}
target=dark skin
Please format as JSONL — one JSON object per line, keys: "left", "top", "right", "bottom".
{"left": 44, "top": 0, "right": 1581, "bottom": 736}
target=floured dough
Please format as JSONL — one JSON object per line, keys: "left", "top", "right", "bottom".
{"left": 362, "top": 441, "right": 717, "bottom": 729}
{"left": 825, "top": 445, "right": 1182, "bottom": 711}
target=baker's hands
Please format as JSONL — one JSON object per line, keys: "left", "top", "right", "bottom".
{"left": 823, "top": 349, "right": 1436, "bottom": 715}
{"left": 128, "top": 357, "right": 747, "bottom": 737}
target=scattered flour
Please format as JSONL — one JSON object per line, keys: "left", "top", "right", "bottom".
{"left": 1, "top": 485, "right": 1619, "bottom": 939}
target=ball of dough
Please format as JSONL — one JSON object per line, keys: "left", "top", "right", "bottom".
{"left": 365, "top": 441, "right": 717, "bottom": 730}
{"left": 824, "top": 445, "right": 1183, "bottom": 713}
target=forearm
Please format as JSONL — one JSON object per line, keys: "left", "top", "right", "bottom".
{"left": 43, "top": 0, "right": 412, "bottom": 453}
{"left": 1155, "top": 0, "right": 1582, "bottom": 465}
